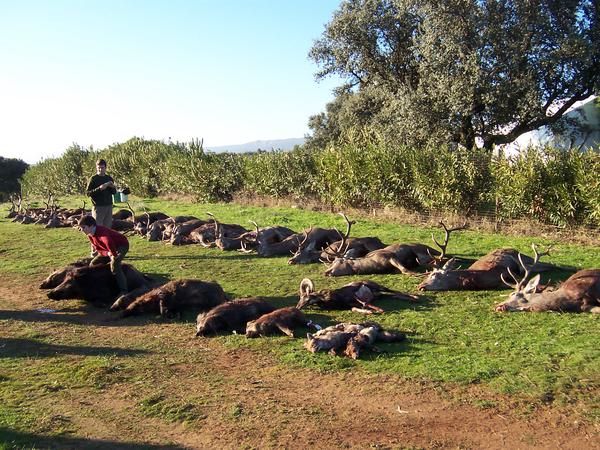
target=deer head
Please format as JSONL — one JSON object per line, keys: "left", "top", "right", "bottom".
{"left": 500, "top": 243, "right": 552, "bottom": 292}
{"left": 319, "top": 212, "right": 355, "bottom": 263}
{"left": 296, "top": 278, "right": 321, "bottom": 309}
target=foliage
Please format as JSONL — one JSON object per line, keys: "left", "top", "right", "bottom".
{"left": 167, "top": 141, "right": 244, "bottom": 202}
{"left": 307, "top": 0, "right": 600, "bottom": 150}
{"left": 0, "top": 157, "right": 28, "bottom": 200}
{"left": 21, "top": 144, "right": 91, "bottom": 199}
{"left": 17, "top": 136, "right": 600, "bottom": 227}
{"left": 492, "top": 147, "right": 593, "bottom": 226}
{"left": 242, "top": 147, "right": 319, "bottom": 200}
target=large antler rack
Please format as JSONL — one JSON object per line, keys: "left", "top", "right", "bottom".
{"left": 206, "top": 212, "right": 221, "bottom": 239}
{"left": 292, "top": 226, "right": 314, "bottom": 256}
{"left": 501, "top": 243, "right": 552, "bottom": 291}
{"left": 239, "top": 220, "right": 260, "bottom": 253}
{"left": 431, "top": 220, "right": 467, "bottom": 261}
{"left": 320, "top": 212, "right": 355, "bottom": 262}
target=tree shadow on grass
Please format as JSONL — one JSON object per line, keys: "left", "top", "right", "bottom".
{"left": 0, "top": 427, "right": 186, "bottom": 450}
{"left": 0, "top": 337, "right": 149, "bottom": 359}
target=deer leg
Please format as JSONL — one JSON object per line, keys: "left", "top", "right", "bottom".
{"left": 392, "top": 292, "right": 420, "bottom": 302}
{"left": 351, "top": 307, "right": 375, "bottom": 314}
{"left": 587, "top": 306, "right": 600, "bottom": 314}
{"left": 389, "top": 258, "right": 419, "bottom": 275}
{"left": 276, "top": 324, "right": 295, "bottom": 337}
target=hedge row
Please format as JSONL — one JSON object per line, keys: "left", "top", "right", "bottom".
{"left": 19, "top": 137, "right": 600, "bottom": 227}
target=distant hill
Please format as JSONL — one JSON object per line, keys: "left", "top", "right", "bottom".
{"left": 207, "top": 138, "right": 305, "bottom": 153}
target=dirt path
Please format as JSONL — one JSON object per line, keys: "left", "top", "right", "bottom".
{"left": 0, "top": 276, "right": 598, "bottom": 449}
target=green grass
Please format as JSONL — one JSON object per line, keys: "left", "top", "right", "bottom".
{"left": 1, "top": 196, "right": 599, "bottom": 439}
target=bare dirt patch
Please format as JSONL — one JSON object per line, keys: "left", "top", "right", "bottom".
{"left": 0, "top": 275, "right": 598, "bottom": 449}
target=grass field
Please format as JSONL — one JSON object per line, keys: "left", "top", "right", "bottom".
{"left": 0, "top": 196, "right": 598, "bottom": 448}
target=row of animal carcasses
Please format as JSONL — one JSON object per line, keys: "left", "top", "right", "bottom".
{"left": 39, "top": 258, "right": 411, "bottom": 359}
{"left": 120, "top": 209, "right": 600, "bottom": 314}
{"left": 9, "top": 195, "right": 599, "bottom": 314}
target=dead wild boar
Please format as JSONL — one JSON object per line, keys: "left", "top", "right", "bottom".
{"left": 46, "top": 264, "right": 149, "bottom": 305}
{"left": 120, "top": 279, "right": 226, "bottom": 317}
{"left": 39, "top": 257, "right": 110, "bottom": 289}
{"left": 195, "top": 298, "right": 276, "bottom": 336}
{"left": 109, "top": 284, "right": 161, "bottom": 311}
{"left": 245, "top": 307, "right": 317, "bottom": 338}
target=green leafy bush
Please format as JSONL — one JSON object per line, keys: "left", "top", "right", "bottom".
{"left": 18, "top": 136, "right": 600, "bottom": 227}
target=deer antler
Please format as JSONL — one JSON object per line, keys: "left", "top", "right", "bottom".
{"left": 501, "top": 243, "right": 552, "bottom": 291}
{"left": 206, "top": 212, "right": 221, "bottom": 239}
{"left": 8, "top": 194, "right": 16, "bottom": 212}
{"left": 293, "top": 226, "right": 313, "bottom": 255}
{"left": 43, "top": 191, "right": 53, "bottom": 211}
{"left": 126, "top": 201, "right": 136, "bottom": 223}
{"left": 321, "top": 212, "right": 355, "bottom": 262}
{"left": 427, "top": 220, "right": 467, "bottom": 266}
{"left": 431, "top": 221, "right": 467, "bottom": 260}
{"left": 238, "top": 220, "right": 260, "bottom": 253}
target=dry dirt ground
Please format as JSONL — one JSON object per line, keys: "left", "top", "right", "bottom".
{"left": 0, "top": 275, "right": 598, "bottom": 450}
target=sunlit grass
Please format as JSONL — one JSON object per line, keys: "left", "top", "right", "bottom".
{"left": 0, "top": 196, "right": 599, "bottom": 439}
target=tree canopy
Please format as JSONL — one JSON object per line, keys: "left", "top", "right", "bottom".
{"left": 0, "top": 156, "right": 29, "bottom": 200}
{"left": 308, "top": 0, "right": 599, "bottom": 150}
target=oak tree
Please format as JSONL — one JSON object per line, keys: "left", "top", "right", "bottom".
{"left": 308, "top": 0, "right": 599, "bottom": 150}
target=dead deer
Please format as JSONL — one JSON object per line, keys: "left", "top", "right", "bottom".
{"left": 287, "top": 226, "right": 341, "bottom": 264}
{"left": 125, "top": 203, "right": 169, "bottom": 236}
{"left": 495, "top": 246, "right": 600, "bottom": 313}
{"left": 287, "top": 213, "right": 354, "bottom": 264}
{"left": 418, "top": 245, "right": 559, "bottom": 291}
{"left": 297, "top": 278, "right": 418, "bottom": 314}
{"left": 253, "top": 230, "right": 306, "bottom": 257}
{"left": 239, "top": 221, "right": 296, "bottom": 253}
{"left": 188, "top": 222, "right": 217, "bottom": 246}
{"left": 170, "top": 219, "right": 209, "bottom": 245}
{"left": 324, "top": 243, "right": 440, "bottom": 277}
{"left": 208, "top": 213, "right": 250, "bottom": 250}
{"left": 304, "top": 321, "right": 406, "bottom": 358}
{"left": 320, "top": 237, "right": 386, "bottom": 262}
{"left": 316, "top": 212, "right": 386, "bottom": 263}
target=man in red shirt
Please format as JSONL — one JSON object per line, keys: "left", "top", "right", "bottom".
{"left": 79, "top": 215, "right": 130, "bottom": 294}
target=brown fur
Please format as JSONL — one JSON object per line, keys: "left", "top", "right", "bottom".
{"left": 495, "top": 269, "right": 600, "bottom": 313}
{"left": 46, "top": 263, "right": 149, "bottom": 305}
{"left": 245, "top": 307, "right": 309, "bottom": 338}
{"left": 418, "top": 248, "right": 563, "bottom": 291}
{"left": 196, "top": 298, "right": 276, "bottom": 336}
{"left": 320, "top": 237, "right": 386, "bottom": 262}
{"left": 287, "top": 228, "right": 342, "bottom": 264}
{"left": 120, "top": 279, "right": 226, "bottom": 317}
{"left": 305, "top": 322, "right": 405, "bottom": 359}
{"left": 297, "top": 278, "right": 418, "bottom": 313}
{"left": 39, "top": 257, "right": 110, "bottom": 289}
{"left": 324, "top": 243, "right": 440, "bottom": 276}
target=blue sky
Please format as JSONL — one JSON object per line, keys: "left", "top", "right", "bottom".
{"left": 0, "top": 0, "right": 342, "bottom": 163}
